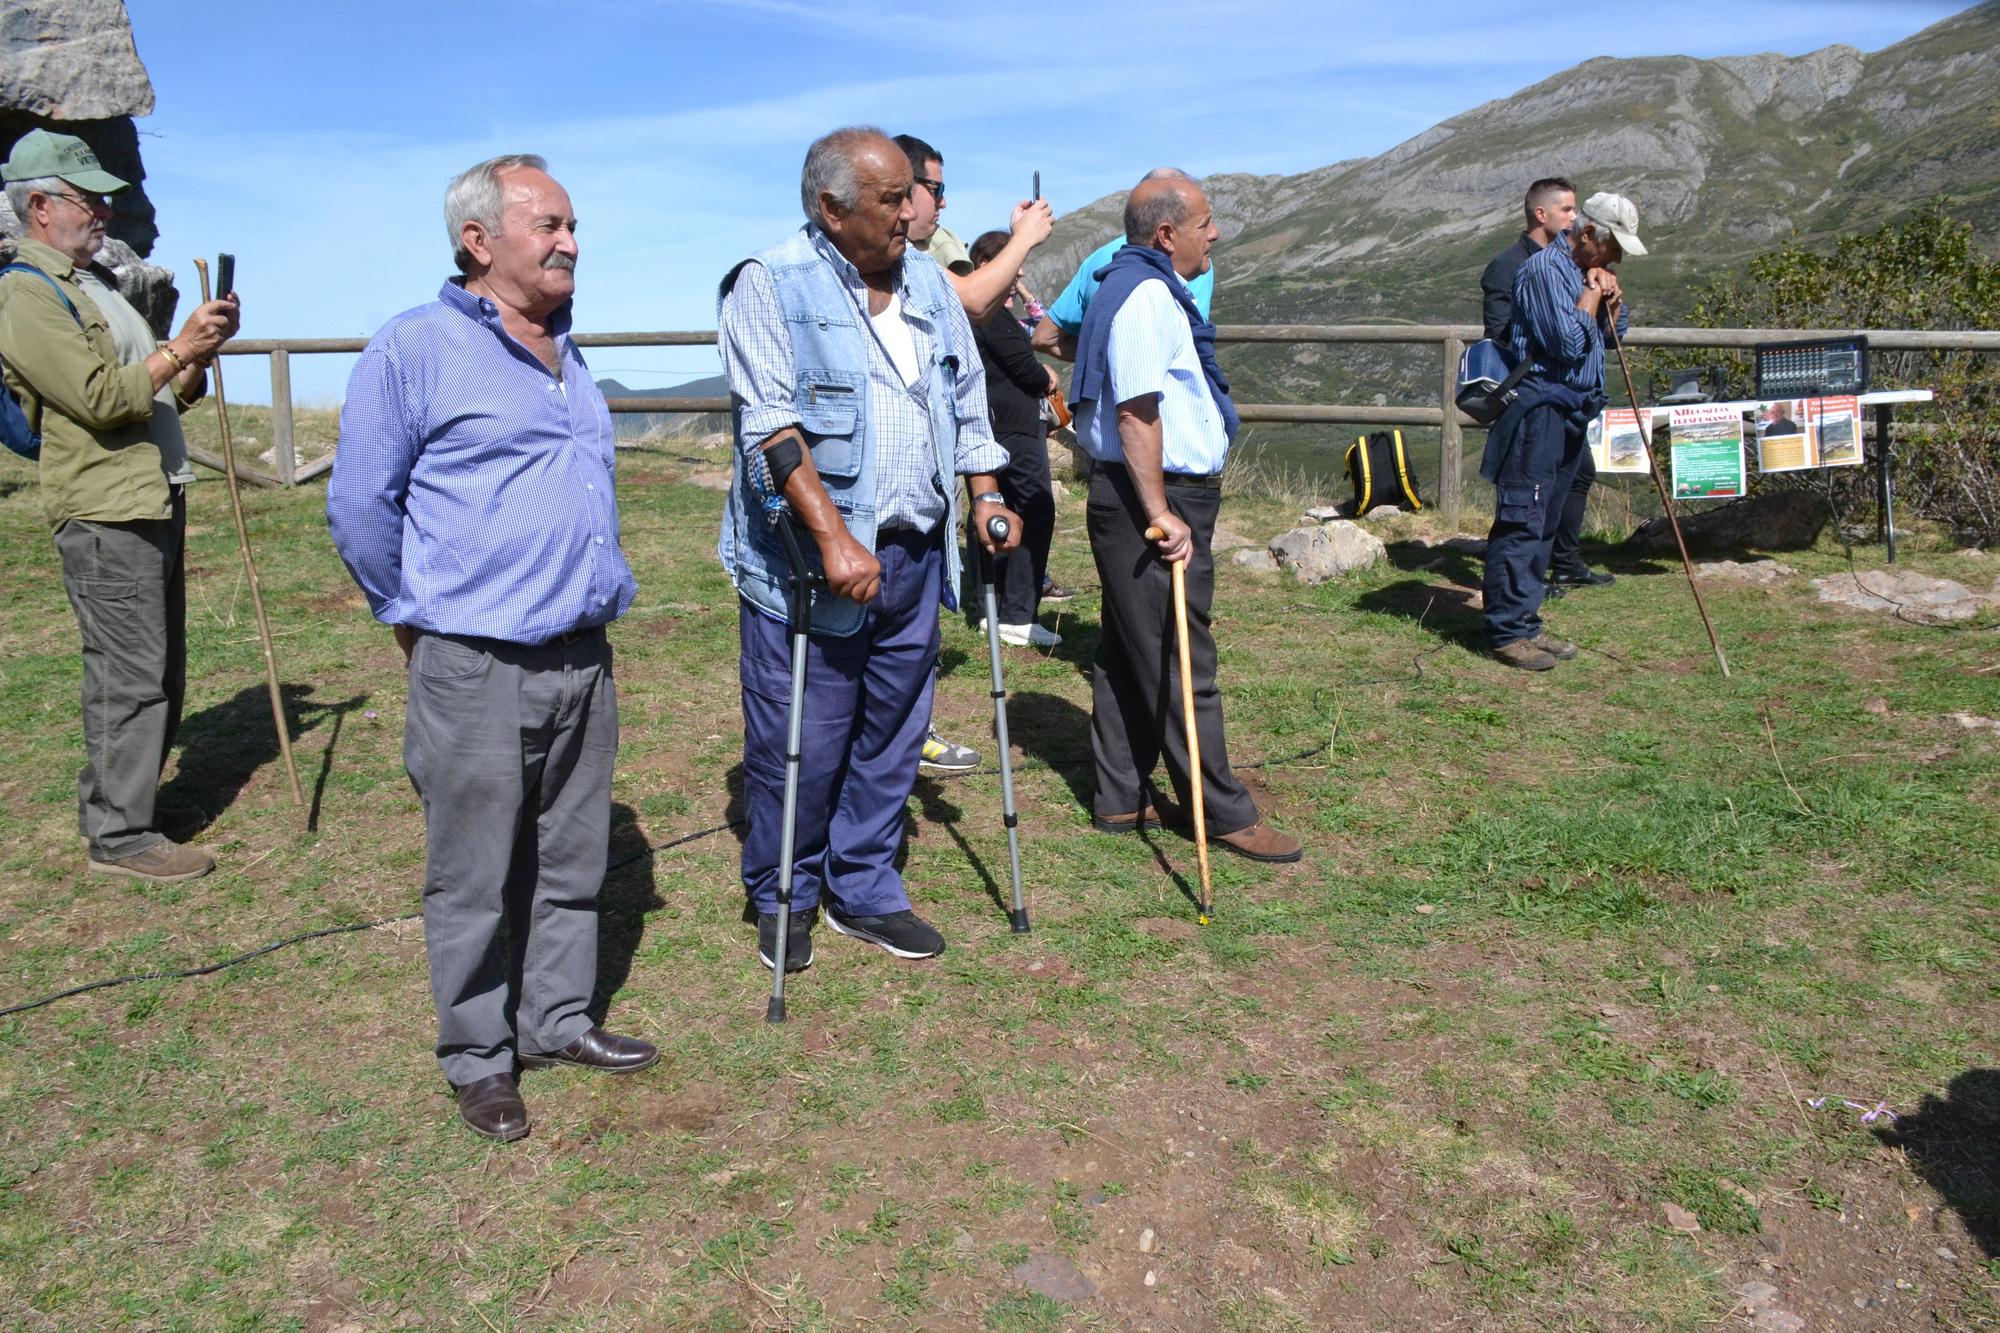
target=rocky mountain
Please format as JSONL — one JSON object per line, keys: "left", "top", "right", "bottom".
{"left": 1026, "top": 2, "right": 2000, "bottom": 418}
{"left": 597, "top": 375, "right": 730, "bottom": 441}
{"left": 0, "top": 0, "right": 175, "bottom": 334}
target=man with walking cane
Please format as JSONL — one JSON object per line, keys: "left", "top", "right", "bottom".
{"left": 0, "top": 130, "right": 238, "bottom": 883}
{"left": 1071, "top": 169, "right": 1301, "bottom": 867}
{"left": 329, "top": 154, "right": 657, "bottom": 1143}
{"left": 719, "top": 126, "right": 1019, "bottom": 980}
{"left": 1480, "top": 191, "right": 1647, "bottom": 671}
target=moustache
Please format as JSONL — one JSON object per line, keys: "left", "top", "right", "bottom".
{"left": 543, "top": 253, "right": 576, "bottom": 272}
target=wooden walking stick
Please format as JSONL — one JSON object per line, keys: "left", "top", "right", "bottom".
{"left": 1604, "top": 318, "right": 1731, "bottom": 678}
{"left": 1146, "top": 526, "right": 1213, "bottom": 924}
{"left": 194, "top": 257, "right": 304, "bottom": 806}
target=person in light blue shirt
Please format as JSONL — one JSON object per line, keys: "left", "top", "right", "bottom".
{"left": 330, "top": 154, "right": 658, "bottom": 1145}
{"left": 1068, "top": 169, "right": 1300, "bottom": 865}
{"left": 1032, "top": 189, "right": 1215, "bottom": 363}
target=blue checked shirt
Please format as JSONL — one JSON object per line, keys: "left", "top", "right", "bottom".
{"left": 328, "top": 280, "right": 637, "bottom": 644}
{"left": 1510, "top": 228, "right": 1631, "bottom": 393}
{"left": 720, "top": 227, "right": 1005, "bottom": 531}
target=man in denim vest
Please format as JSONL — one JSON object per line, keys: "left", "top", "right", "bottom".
{"left": 719, "top": 126, "right": 1020, "bottom": 971}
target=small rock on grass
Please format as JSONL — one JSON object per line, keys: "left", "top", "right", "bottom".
{"left": 1754, "top": 1311, "right": 1806, "bottom": 1333}
{"left": 1718, "top": 1179, "right": 1761, "bottom": 1209}
{"left": 1737, "top": 1280, "right": 1780, "bottom": 1309}
{"left": 1232, "top": 547, "right": 1280, "bottom": 572}
{"left": 1947, "top": 712, "right": 2000, "bottom": 734}
{"left": 1864, "top": 696, "right": 1890, "bottom": 715}
{"left": 1663, "top": 1202, "right": 1702, "bottom": 1233}
{"left": 1139, "top": 1227, "right": 1156, "bottom": 1254}
{"left": 1011, "top": 1253, "right": 1098, "bottom": 1302}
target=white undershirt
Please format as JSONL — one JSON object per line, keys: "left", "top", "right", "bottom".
{"left": 868, "top": 291, "right": 921, "bottom": 387}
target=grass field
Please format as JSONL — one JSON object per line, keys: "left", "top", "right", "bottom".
{"left": 2, "top": 429, "right": 1997, "bottom": 1331}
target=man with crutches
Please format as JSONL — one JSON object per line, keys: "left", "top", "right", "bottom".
{"left": 1070, "top": 170, "right": 1302, "bottom": 875}
{"left": 719, "top": 126, "right": 1019, "bottom": 986}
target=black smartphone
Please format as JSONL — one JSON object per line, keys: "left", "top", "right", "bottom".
{"left": 1032, "top": 171, "right": 1040, "bottom": 203}
{"left": 215, "top": 253, "right": 235, "bottom": 301}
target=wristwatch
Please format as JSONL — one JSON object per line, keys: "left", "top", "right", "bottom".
{"left": 971, "top": 491, "right": 1006, "bottom": 506}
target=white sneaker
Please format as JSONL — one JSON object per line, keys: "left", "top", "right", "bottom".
{"left": 997, "top": 622, "right": 1061, "bottom": 648}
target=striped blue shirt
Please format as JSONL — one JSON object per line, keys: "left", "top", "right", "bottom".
{"left": 719, "top": 228, "right": 1005, "bottom": 532}
{"left": 1510, "top": 228, "right": 1631, "bottom": 393}
{"left": 328, "top": 280, "right": 637, "bottom": 645}
{"left": 1074, "top": 275, "right": 1229, "bottom": 476}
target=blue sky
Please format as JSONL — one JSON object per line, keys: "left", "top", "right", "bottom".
{"left": 129, "top": 0, "right": 1969, "bottom": 403}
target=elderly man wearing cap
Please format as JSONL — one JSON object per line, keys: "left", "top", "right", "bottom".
{"left": 1479, "top": 190, "right": 1646, "bottom": 671}
{"left": 0, "top": 130, "right": 239, "bottom": 881}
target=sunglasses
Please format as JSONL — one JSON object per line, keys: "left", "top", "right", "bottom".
{"left": 50, "top": 189, "right": 112, "bottom": 215}
{"left": 912, "top": 177, "right": 945, "bottom": 204}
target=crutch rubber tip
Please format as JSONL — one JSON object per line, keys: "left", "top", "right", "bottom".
{"left": 1009, "top": 909, "right": 1031, "bottom": 935}
{"left": 765, "top": 998, "right": 787, "bottom": 1024}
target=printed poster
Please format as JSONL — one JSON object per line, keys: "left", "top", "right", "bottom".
{"left": 1754, "top": 399, "right": 1817, "bottom": 473}
{"left": 1589, "top": 407, "right": 1653, "bottom": 475}
{"left": 1668, "top": 404, "right": 1747, "bottom": 499}
{"left": 1806, "top": 395, "right": 1863, "bottom": 468}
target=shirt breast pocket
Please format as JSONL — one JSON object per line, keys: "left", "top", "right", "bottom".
{"left": 799, "top": 378, "right": 861, "bottom": 479}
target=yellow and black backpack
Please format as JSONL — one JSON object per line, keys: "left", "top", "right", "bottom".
{"left": 1343, "top": 429, "right": 1424, "bottom": 515}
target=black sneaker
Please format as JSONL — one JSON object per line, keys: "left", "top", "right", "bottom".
{"left": 757, "top": 906, "right": 816, "bottom": 973}
{"left": 1040, "top": 579, "right": 1076, "bottom": 603}
{"left": 824, "top": 907, "right": 946, "bottom": 960}
{"left": 1546, "top": 567, "right": 1615, "bottom": 588}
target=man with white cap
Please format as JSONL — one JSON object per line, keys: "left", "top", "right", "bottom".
{"left": 1479, "top": 190, "right": 1645, "bottom": 671}
{"left": 0, "top": 130, "right": 240, "bottom": 880}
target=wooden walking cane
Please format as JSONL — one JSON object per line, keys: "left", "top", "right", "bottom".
{"left": 193, "top": 258, "right": 304, "bottom": 805}
{"left": 1145, "top": 526, "right": 1213, "bottom": 924}
{"left": 1604, "top": 317, "right": 1732, "bottom": 678}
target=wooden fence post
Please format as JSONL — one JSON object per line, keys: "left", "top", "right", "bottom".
{"left": 1439, "top": 334, "right": 1463, "bottom": 528}
{"left": 269, "top": 349, "right": 296, "bottom": 486}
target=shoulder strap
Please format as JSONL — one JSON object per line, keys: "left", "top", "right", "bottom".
{"left": 0, "top": 261, "right": 86, "bottom": 330}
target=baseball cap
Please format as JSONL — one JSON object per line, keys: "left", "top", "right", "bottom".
{"left": 1578, "top": 191, "right": 1646, "bottom": 256}
{"left": 1, "top": 129, "right": 130, "bottom": 194}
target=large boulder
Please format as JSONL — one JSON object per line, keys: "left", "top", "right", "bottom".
{"left": 1269, "top": 520, "right": 1386, "bottom": 583}
{"left": 1628, "top": 487, "right": 1832, "bottom": 556}
{"left": 1811, "top": 569, "right": 1999, "bottom": 624}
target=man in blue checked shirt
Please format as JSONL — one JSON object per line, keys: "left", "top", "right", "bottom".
{"left": 1479, "top": 190, "right": 1647, "bottom": 671}
{"left": 329, "top": 154, "right": 657, "bottom": 1145}
{"left": 718, "top": 126, "right": 1021, "bottom": 974}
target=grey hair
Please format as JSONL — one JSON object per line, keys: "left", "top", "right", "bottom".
{"left": 4, "top": 175, "right": 67, "bottom": 223}
{"left": 801, "top": 126, "right": 890, "bottom": 226}
{"left": 444, "top": 153, "right": 548, "bottom": 274}
{"left": 1124, "top": 167, "right": 1197, "bottom": 245}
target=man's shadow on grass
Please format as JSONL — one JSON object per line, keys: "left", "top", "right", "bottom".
{"left": 587, "top": 801, "right": 664, "bottom": 1026}
{"left": 159, "top": 683, "right": 369, "bottom": 833}
{"left": 1353, "top": 578, "right": 1486, "bottom": 653}
{"left": 1875, "top": 1069, "right": 2000, "bottom": 1257}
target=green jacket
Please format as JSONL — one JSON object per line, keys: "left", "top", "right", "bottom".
{"left": 0, "top": 237, "right": 189, "bottom": 531}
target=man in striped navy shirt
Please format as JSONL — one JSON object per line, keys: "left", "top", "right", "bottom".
{"left": 331, "top": 155, "right": 657, "bottom": 1144}
{"left": 1480, "top": 191, "right": 1647, "bottom": 671}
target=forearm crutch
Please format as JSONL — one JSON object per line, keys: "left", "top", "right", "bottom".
{"left": 766, "top": 508, "right": 822, "bottom": 1023}
{"left": 975, "top": 515, "right": 1030, "bottom": 934}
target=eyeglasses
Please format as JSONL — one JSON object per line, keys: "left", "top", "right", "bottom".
{"left": 912, "top": 177, "right": 945, "bottom": 204}
{"left": 48, "top": 190, "right": 112, "bottom": 216}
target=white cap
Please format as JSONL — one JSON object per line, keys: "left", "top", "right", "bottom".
{"left": 1578, "top": 191, "right": 1647, "bottom": 256}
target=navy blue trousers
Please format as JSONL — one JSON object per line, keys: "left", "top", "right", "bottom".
{"left": 739, "top": 528, "right": 941, "bottom": 916}
{"left": 1482, "top": 405, "right": 1589, "bottom": 648}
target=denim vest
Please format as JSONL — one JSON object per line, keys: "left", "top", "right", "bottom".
{"left": 718, "top": 227, "right": 968, "bottom": 638}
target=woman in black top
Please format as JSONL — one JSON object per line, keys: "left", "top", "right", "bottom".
{"left": 968, "top": 229, "right": 1060, "bottom": 645}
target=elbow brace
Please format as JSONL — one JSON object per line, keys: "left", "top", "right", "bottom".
{"left": 763, "top": 435, "right": 803, "bottom": 491}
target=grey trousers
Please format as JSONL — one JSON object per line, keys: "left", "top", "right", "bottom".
{"left": 403, "top": 627, "right": 617, "bottom": 1086}
{"left": 53, "top": 491, "right": 187, "bottom": 860}
{"left": 1086, "top": 466, "right": 1260, "bottom": 835}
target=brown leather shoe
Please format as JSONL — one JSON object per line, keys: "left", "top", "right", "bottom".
{"left": 519, "top": 1026, "right": 659, "bottom": 1074}
{"left": 1215, "top": 821, "right": 1303, "bottom": 863}
{"left": 88, "top": 839, "right": 215, "bottom": 883}
{"left": 1093, "top": 790, "right": 1184, "bottom": 835}
{"left": 1488, "top": 639, "right": 1558, "bottom": 671}
{"left": 454, "top": 1072, "right": 529, "bottom": 1142}
{"left": 1531, "top": 633, "right": 1579, "bottom": 661}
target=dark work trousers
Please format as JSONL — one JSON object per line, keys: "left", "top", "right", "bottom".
{"left": 53, "top": 489, "right": 187, "bottom": 860}
{"left": 992, "top": 430, "right": 1055, "bottom": 624}
{"left": 404, "top": 627, "right": 617, "bottom": 1086}
{"left": 740, "top": 527, "right": 942, "bottom": 918}
{"left": 1482, "top": 406, "right": 1589, "bottom": 648}
{"left": 1086, "top": 466, "right": 1259, "bottom": 834}
{"left": 1548, "top": 445, "right": 1597, "bottom": 577}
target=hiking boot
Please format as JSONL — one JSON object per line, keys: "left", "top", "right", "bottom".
{"left": 1040, "top": 578, "right": 1076, "bottom": 603}
{"left": 757, "top": 907, "right": 816, "bottom": 973}
{"left": 1488, "top": 639, "right": 1558, "bottom": 671}
{"left": 1547, "top": 567, "right": 1615, "bottom": 588}
{"left": 1531, "top": 633, "right": 1579, "bottom": 661}
{"left": 1215, "top": 821, "right": 1304, "bottom": 863}
{"left": 824, "top": 907, "right": 946, "bottom": 960}
{"left": 88, "top": 839, "right": 215, "bottom": 883}
{"left": 920, "top": 727, "right": 980, "bottom": 772}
